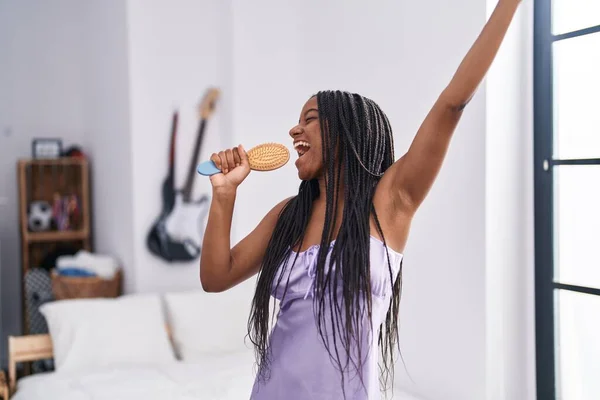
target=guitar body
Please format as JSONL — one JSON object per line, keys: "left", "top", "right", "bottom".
{"left": 147, "top": 181, "right": 204, "bottom": 263}
{"left": 163, "top": 191, "right": 210, "bottom": 254}
{"left": 147, "top": 219, "right": 200, "bottom": 262}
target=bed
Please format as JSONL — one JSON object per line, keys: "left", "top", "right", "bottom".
{"left": 7, "top": 290, "right": 426, "bottom": 400}
{"left": 11, "top": 350, "right": 255, "bottom": 400}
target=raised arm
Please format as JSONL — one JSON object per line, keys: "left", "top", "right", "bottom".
{"left": 385, "top": 0, "right": 522, "bottom": 212}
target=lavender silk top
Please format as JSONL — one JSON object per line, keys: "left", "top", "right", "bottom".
{"left": 250, "top": 236, "right": 403, "bottom": 400}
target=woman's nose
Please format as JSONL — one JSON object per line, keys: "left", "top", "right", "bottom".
{"left": 289, "top": 125, "right": 303, "bottom": 138}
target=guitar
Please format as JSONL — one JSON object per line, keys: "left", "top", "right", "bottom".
{"left": 146, "top": 88, "right": 220, "bottom": 262}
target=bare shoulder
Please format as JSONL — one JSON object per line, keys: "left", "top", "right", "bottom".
{"left": 273, "top": 195, "right": 295, "bottom": 214}
{"left": 263, "top": 196, "right": 294, "bottom": 225}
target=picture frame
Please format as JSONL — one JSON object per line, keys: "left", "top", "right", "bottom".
{"left": 31, "top": 138, "right": 63, "bottom": 159}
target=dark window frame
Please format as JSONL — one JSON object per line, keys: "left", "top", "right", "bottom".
{"left": 533, "top": 1, "right": 600, "bottom": 399}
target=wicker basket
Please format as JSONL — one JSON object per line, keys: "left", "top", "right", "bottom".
{"left": 51, "top": 269, "right": 122, "bottom": 300}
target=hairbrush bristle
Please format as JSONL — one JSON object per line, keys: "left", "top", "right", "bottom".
{"left": 247, "top": 143, "right": 290, "bottom": 171}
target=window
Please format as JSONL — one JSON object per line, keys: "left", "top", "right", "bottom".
{"left": 534, "top": 1, "right": 600, "bottom": 399}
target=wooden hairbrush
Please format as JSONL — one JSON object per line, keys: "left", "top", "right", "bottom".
{"left": 197, "top": 143, "right": 290, "bottom": 176}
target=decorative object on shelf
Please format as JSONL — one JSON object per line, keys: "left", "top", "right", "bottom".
{"left": 147, "top": 87, "right": 219, "bottom": 263}
{"left": 27, "top": 200, "right": 53, "bottom": 232}
{"left": 62, "top": 145, "right": 86, "bottom": 159}
{"left": 52, "top": 193, "right": 80, "bottom": 231}
{"left": 31, "top": 138, "right": 63, "bottom": 159}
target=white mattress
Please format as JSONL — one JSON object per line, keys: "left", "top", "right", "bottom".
{"left": 12, "top": 351, "right": 425, "bottom": 400}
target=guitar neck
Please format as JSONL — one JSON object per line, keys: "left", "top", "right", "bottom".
{"left": 168, "top": 112, "right": 178, "bottom": 182}
{"left": 182, "top": 118, "right": 207, "bottom": 202}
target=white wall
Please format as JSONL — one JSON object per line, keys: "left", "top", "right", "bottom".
{"left": 230, "top": 1, "right": 489, "bottom": 399}
{"left": 0, "top": 0, "right": 88, "bottom": 366}
{"left": 80, "top": 0, "right": 136, "bottom": 292}
{"left": 126, "top": 0, "right": 231, "bottom": 293}
{"left": 485, "top": 1, "right": 535, "bottom": 400}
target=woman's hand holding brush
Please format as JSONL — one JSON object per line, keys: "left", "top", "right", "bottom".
{"left": 198, "top": 143, "right": 290, "bottom": 193}
{"left": 208, "top": 145, "right": 251, "bottom": 191}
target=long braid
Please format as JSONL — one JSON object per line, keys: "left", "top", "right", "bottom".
{"left": 248, "top": 90, "right": 402, "bottom": 398}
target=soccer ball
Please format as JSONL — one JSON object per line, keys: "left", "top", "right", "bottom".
{"left": 28, "top": 201, "right": 53, "bottom": 232}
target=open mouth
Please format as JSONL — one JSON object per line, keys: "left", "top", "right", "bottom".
{"left": 294, "top": 141, "right": 311, "bottom": 157}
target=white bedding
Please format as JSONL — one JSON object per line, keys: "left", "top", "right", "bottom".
{"left": 13, "top": 351, "right": 425, "bottom": 400}
{"left": 12, "top": 351, "right": 257, "bottom": 400}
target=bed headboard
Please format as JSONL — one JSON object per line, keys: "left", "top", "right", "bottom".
{"left": 7, "top": 325, "right": 173, "bottom": 395}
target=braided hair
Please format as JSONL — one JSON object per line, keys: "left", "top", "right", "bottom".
{"left": 248, "top": 90, "right": 402, "bottom": 396}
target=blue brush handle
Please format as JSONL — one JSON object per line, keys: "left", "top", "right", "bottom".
{"left": 197, "top": 160, "right": 222, "bottom": 176}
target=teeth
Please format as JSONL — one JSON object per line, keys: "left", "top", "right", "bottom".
{"left": 293, "top": 141, "right": 310, "bottom": 149}
{"left": 294, "top": 141, "right": 310, "bottom": 157}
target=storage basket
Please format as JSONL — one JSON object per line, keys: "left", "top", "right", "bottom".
{"left": 51, "top": 269, "right": 122, "bottom": 300}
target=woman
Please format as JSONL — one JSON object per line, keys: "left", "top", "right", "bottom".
{"left": 200, "top": 1, "right": 522, "bottom": 398}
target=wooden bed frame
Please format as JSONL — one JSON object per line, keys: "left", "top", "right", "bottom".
{"left": 7, "top": 334, "right": 53, "bottom": 396}
{"left": 7, "top": 326, "right": 174, "bottom": 397}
